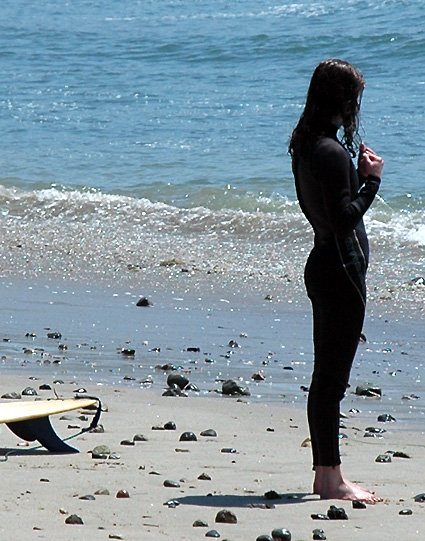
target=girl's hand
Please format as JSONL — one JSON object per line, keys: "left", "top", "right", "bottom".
{"left": 358, "top": 143, "right": 384, "bottom": 178}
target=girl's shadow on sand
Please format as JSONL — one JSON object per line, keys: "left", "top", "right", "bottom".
{"left": 176, "top": 492, "right": 315, "bottom": 507}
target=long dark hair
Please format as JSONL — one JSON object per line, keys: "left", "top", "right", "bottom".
{"left": 289, "top": 59, "right": 365, "bottom": 158}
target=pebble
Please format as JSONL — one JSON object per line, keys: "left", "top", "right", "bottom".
{"left": 256, "top": 536, "right": 273, "bottom": 541}
{"left": 399, "top": 509, "right": 413, "bottom": 515}
{"left": 133, "top": 434, "right": 149, "bottom": 442}
{"left": 252, "top": 371, "right": 266, "bottom": 381}
{"left": 215, "top": 509, "right": 237, "bottom": 524}
{"left": 65, "top": 514, "right": 84, "bottom": 525}
{"left": 163, "top": 480, "right": 181, "bottom": 488}
{"left": 22, "top": 387, "right": 37, "bottom": 396}
{"left": 355, "top": 383, "right": 382, "bottom": 397}
{"left": 378, "top": 414, "right": 396, "bottom": 422}
{"left": 375, "top": 454, "right": 392, "bottom": 463}
{"left": 311, "top": 514, "right": 329, "bottom": 521}
{"left": 121, "top": 348, "right": 135, "bottom": 356}
{"left": 200, "top": 429, "right": 217, "bottom": 437}
{"left": 47, "top": 332, "right": 62, "bottom": 339}
{"left": 205, "top": 530, "right": 220, "bottom": 538}
{"left": 198, "top": 473, "right": 212, "bottom": 480}
{"left": 193, "top": 520, "right": 209, "bottom": 527}
{"left": 271, "top": 527, "right": 291, "bottom": 540}
{"left": 179, "top": 431, "right": 197, "bottom": 442}
{"left": 92, "top": 445, "right": 111, "bottom": 457}
{"left": 79, "top": 494, "right": 96, "bottom": 501}
{"left": 136, "top": 297, "right": 152, "bottom": 307}
{"left": 120, "top": 439, "right": 135, "bottom": 446}
{"left": 414, "top": 493, "right": 425, "bottom": 502}
{"left": 164, "top": 421, "right": 177, "bottom": 430}
{"left": 312, "top": 529, "right": 327, "bottom": 540}
{"left": 392, "top": 451, "right": 410, "bottom": 459}
{"left": 1, "top": 392, "right": 21, "bottom": 399}
{"left": 327, "top": 505, "right": 348, "bottom": 520}
{"left": 365, "top": 427, "right": 386, "bottom": 434}
{"left": 221, "top": 447, "right": 237, "bottom": 453}
{"left": 261, "top": 490, "right": 280, "bottom": 501}
{"left": 94, "top": 489, "right": 110, "bottom": 496}
{"left": 352, "top": 500, "right": 367, "bottom": 509}
{"left": 167, "top": 374, "right": 189, "bottom": 390}
{"left": 221, "top": 379, "right": 250, "bottom": 396}
{"left": 164, "top": 499, "right": 180, "bottom": 508}
{"left": 116, "top": 490, "right": 130, "bottom": 498}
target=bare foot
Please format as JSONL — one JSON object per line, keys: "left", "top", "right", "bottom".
{"left": 313, "top": 466, "right": 381, "bottom": 503}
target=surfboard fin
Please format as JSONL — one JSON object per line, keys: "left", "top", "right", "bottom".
{"left": 6, "top": 416, "right": 79, "bottom": 453}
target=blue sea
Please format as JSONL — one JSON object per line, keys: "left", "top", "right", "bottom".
{"left": 0, "top": 0, "right": 424, "bottom": 315}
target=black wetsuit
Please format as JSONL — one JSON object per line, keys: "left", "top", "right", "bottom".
{"left": 293, "top": 124, "right": 380, "bottom": 467}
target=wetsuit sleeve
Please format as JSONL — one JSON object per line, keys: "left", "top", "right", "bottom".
{"left": 314, "top": 140, "right": 380, "bottom": 238}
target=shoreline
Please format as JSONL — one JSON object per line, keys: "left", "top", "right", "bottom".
{"left": 0, "top": 277, "right": 424, "bottom": 539}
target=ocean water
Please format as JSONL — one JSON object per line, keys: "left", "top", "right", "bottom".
{"left": 0, "top": 0, "right": 424, "bottom": 315}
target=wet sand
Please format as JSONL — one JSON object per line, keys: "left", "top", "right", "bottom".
{"left": 0, "top": 277, "right": 424, "bottom": 540}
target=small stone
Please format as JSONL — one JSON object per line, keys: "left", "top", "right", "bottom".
{"left": 399, "top": 509, "right": 413, "bottom": 515}
{"left": 179, "top": 431, "right": 197, "bottom": 442}
{"left": 252, "top": 371, "right": 266, "bottom": 381}
{"left": 200, "top": 429, "right": 217, "bottom": 437}
{"left": 121, "top": 348, "right": 135, "bottom": 356}
{"left": 215, "top": 509, "right": 237, "bottom": 524}
{"left": 193, "top": 520, "right": 209, "bottom": 527}
{"left": 271, "top": 527, "right": 291, "bottom": 540}
{"left": 312, "top": 529, "right": 327, "bottom": 540}
{"left": 22, "top": 387, "right": 37, "bottom": 396}
{"left": 120, "top": 439, "right": 135, "bottom": 446}
{"left": 79, "top": 494, "right": 95, "bottom": 500}
{"left": 116, "top": 490, "right": 130, "bottom": 498}
{"left": 167, "top": 374, "right": 189, "bottom": 390}
{"left": 377, "top": 414, "right": 396, "bottom": 422}
{"left": 256, "top": 536, "right": 273, "bottom": 541}
{"left": 136, "top": 297, "right": 152, "bottom": 307}
{"left": 311, "top": 514, "right": 330, "bottom": 521}
{"left": 108, "top": 535, "right": 124, "bottom": 540}
{"left": 1, "top": 392, "right": 21, "bottom": 399}
{"left": 393, "top": 451, "right": 410, "bottom": 459}
{"left": 47, "top": 332, "right": 62, "bottom": 339}
{"left": 264, "top": 490, "right": 281, "bottom": 500}
{"left": 92, "top": 445, "right": 111, "bottom": 455}
{"left": 355, "top": 383, "right": 382, "bottom": 397}
{"left": 375, "top": 454, "right": 392, "bottom": 463}
{"left": 352, "top": 500, "right": 367, "bottom": 509}
{"left": 414, "top": 493, "right": 425, "bottom": 502}
{"left": 220, "top": 447, "right": 237, "bottom": 453}
{"left": 327, "top": 505, "right": 348, "bottom": 520}
{"left": 187, "top": 347, "right": 201, "bottom": 352}
{"left": 365, "top": 427, "right": 386, "bottom": 434}
{"left": 38, "top": 384, "right": 52, "bottom": 390}
{"left": 109, "top": 454, "right": 121, "bottom": 460}
{"left": 205, "top": 530, "right": 220, "bottom": 538}
{"left": 198, "top": 473, "right": 212, "bottom": 480}
{"left": 164, "top": 421, "right": 177, "bottom": 430}
{"left": 164, "top": 499, "right": 180, "bottom": 508}
{"left": 133, "top": 434, "right": 148, "bottom": 442}
{"left": 163, "top": 480, "right": 180, "bottom": 488}
{"left": 94, "top": 489, "right": 110, "bottom": 496}
{"left": 222, "top": 379, "right": 250, "bottom": 396}
{"left": 65, "top": 514, "right": 83, "bottom": 525}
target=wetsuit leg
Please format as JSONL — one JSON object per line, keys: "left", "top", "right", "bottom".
{"left": 305, "top": 244, "right": 365, "bottom": 467}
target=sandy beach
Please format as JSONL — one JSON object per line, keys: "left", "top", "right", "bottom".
{"left": 0, "top": 277, "right": 424, "bottom": 540}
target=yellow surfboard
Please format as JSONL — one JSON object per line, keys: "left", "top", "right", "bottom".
{"left": 0, "top": 398, "right": 97, "bottom": 424}
{"left": 0, "top": 398, "right": 101, "bottom": 454}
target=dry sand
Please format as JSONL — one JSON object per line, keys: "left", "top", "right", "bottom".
{"left": 0, "top": 375, "right": 424, "bottom": 541}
